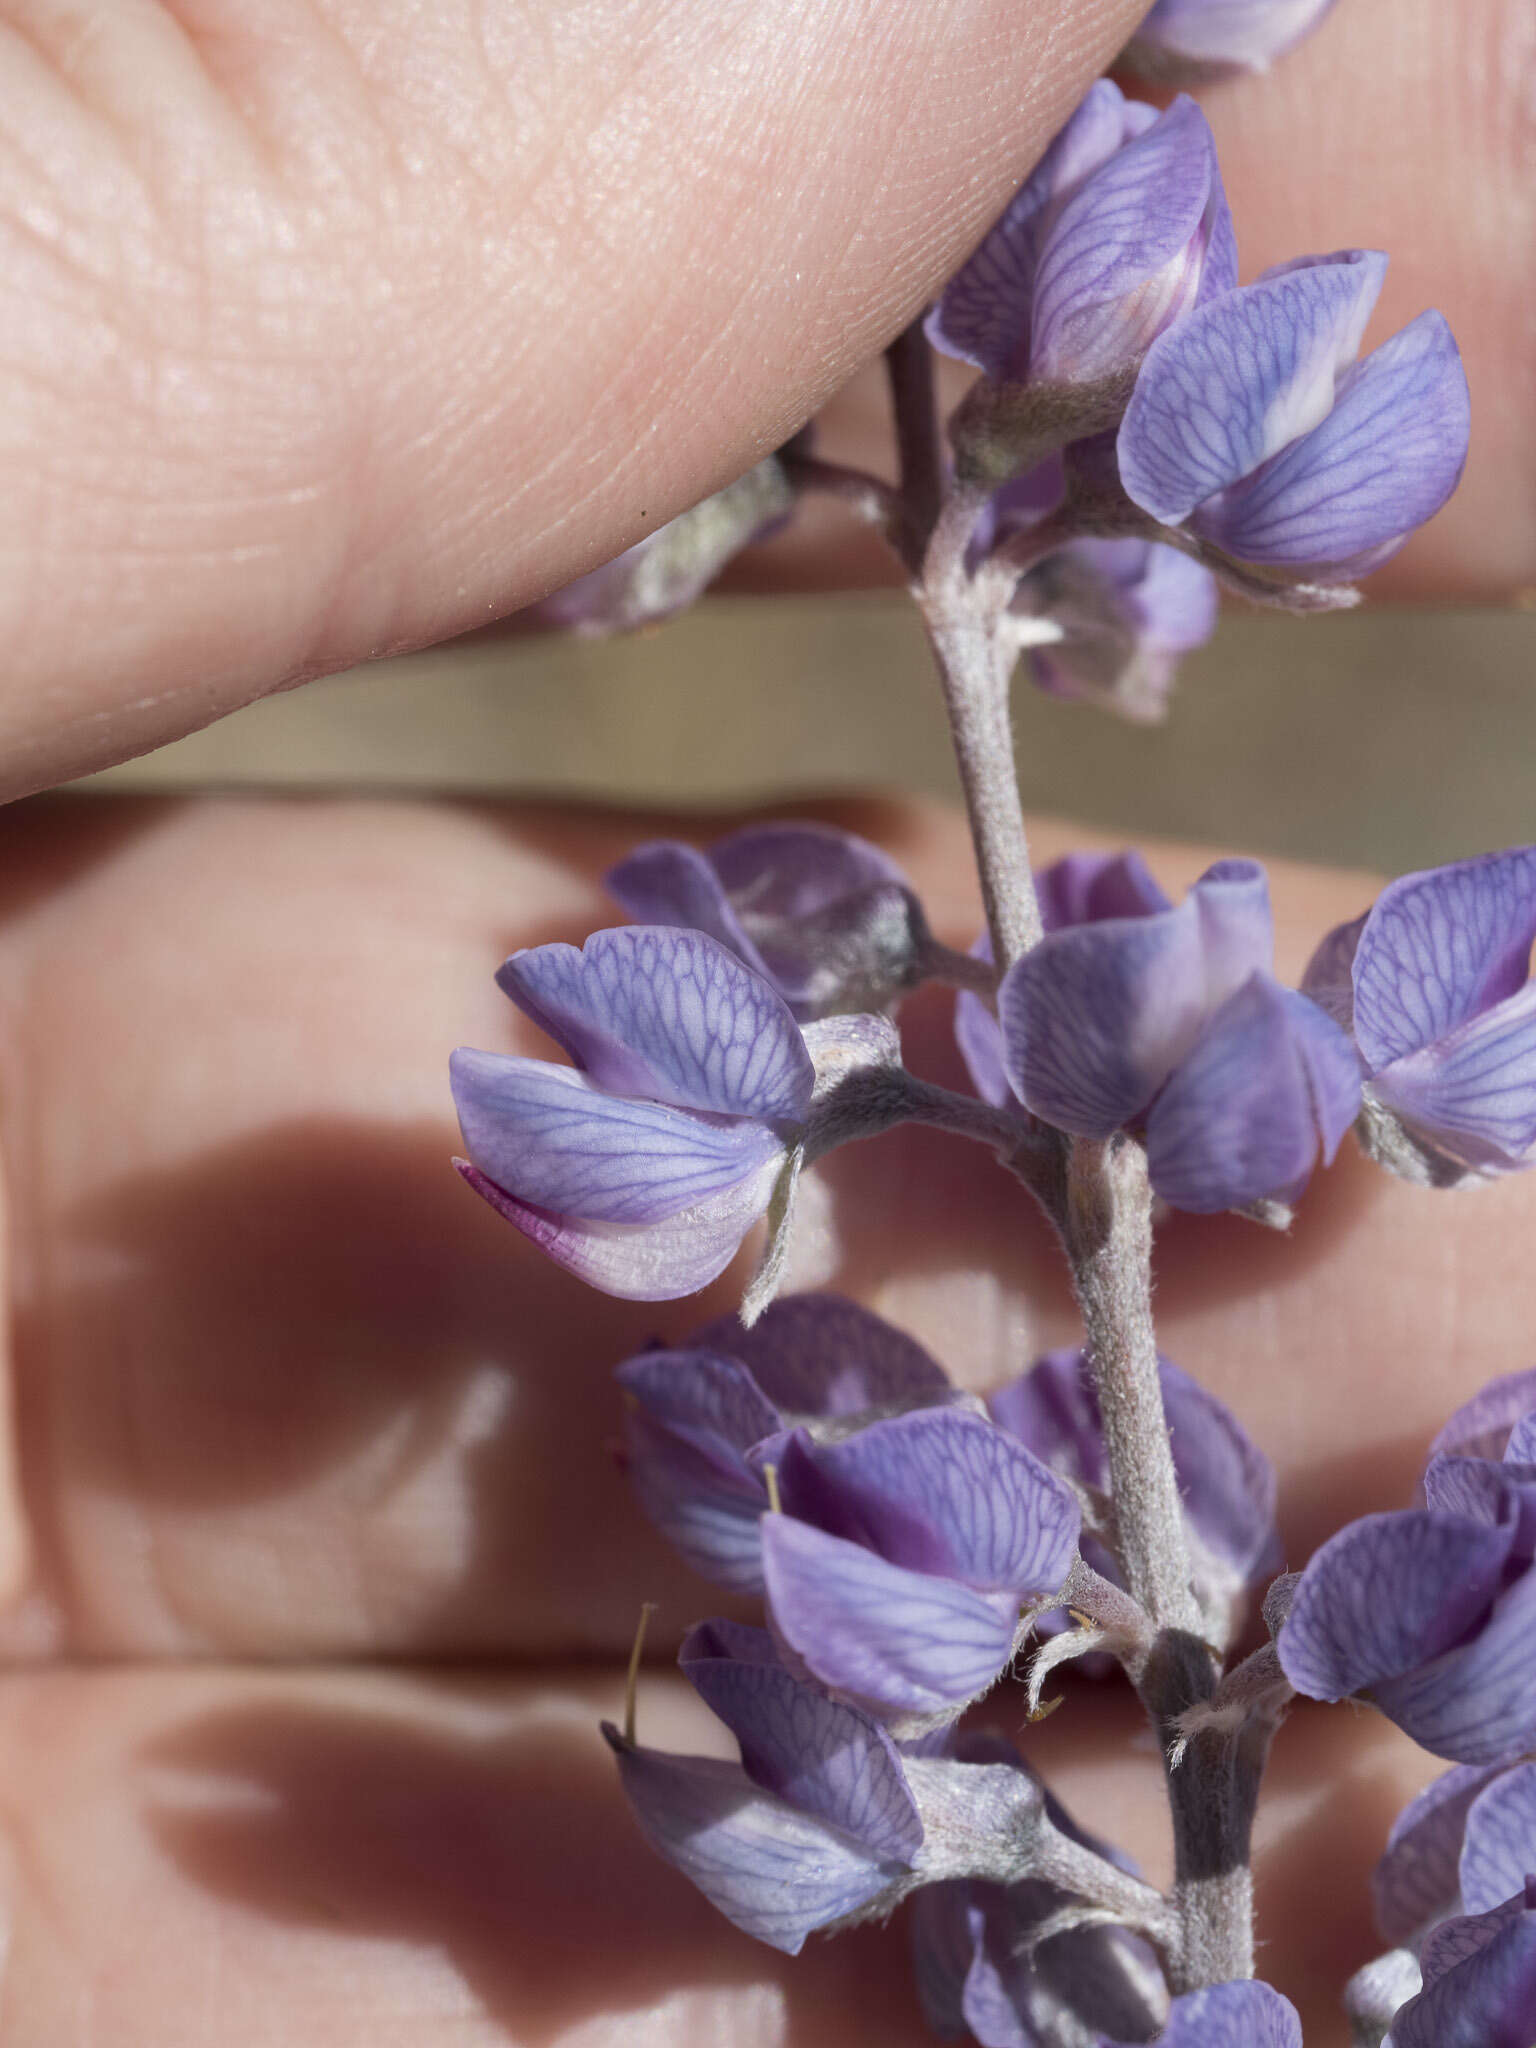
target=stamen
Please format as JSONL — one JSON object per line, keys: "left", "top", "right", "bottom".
{"left": 624, "top": 1600, "right": 658, "bottom": 1747}
{"left": 763, "top": 1462, "right": 783, "bottom": 1516}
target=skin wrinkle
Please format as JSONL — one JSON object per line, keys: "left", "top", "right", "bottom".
{"left": 0, "top": 0, "right": 1159, "bottom": 794}
{"left": 0, "top": 786, "right": 1518, "bottom": 1666}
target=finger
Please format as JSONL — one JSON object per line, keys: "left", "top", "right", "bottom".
{"left": 0, "top": 0, "right": 1146, "bottom": 796}
{"left": 0, "top": 1660, "right": 1439, "bottom": 2042}
{"left": 735, "top": 0, "right": 1536, "bottom": 601}
{"left": 0, "top": 791, "right": 1531, "bottom": 1660}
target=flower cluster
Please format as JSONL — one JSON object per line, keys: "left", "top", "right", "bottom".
{"left": 611, "top": 1293, "right": 1290, "bottom": 2041}
{"left": 930, "top": 77, "right": 1468, "bottom": 642}
{"left": 452, "top": 823, "right": 1536, "bottom": 1307}
{"left": 442, "top": 19, "right": 1513, "bottom": 2039}
{"left": 627, "top": 1298, "right": 1084, "bottom": 1731}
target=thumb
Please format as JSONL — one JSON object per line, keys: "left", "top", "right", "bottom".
{"left": 0, "top": 0, "right": 1145, "bottom": 796}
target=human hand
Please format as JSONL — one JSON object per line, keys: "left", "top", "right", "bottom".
{"left": 0, "top": 1, "right": 1529, "bottom": 2038}
{"left": 0, "top": 790, "right": 1529, "bottom": 2039}
{"left": 0, "top": 0, "right": 1528, "bottom": 798}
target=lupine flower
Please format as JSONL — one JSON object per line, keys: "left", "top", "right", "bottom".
{"left": 1303, "top": 846, "right": 1536, "bottom": 1181}
{"left": 609, "top": 1637, "right": 1072, "bottom": 1954}
{"left": 1374, "top": 1760, "right": 1530, "bottom": 1947}
{"left": 1125, "top": 0, "right": 1338, "bottom": 76}
{"left": 1384, "top": 1764, "right": 1536, "bottom": 2047}
{"left": 1386, "top": 1889, "right": 1536, "bottom": 2046}
{"left": 616, "top": 1292, "right": 955, "bottom": 1592}
{"left": 1011, "top": 537, "right": 1220, "bottom": 722}
{"left": 957, "top": 851, "right": 1172, "bottom": 1110}
{"left": 969, "top": 850, "right": 1360, "bottom": 1211}
{"left": 928, "top": 81, "right": 1235, "bottom": 391}
{"left": 605, "top": 1618, "right": 924, "bottom": 1952}
{"left": 989, "top": 1347, "right": 1280, "bottom": 1646}
{"left": 911, "top": 1738, "right": 1167, "bottom": 2046}
{"left": 1279, "top": 1370, "right": 1536, "bottom": 1765}
{"left": 607, "top": 823, "right": 933, "bottom": 1022}
{"left": 1377, "top": 1758, "right": 1536, "bottom": 1949}
{"left": 1104, "top": 1980, "right": 1303, "bottom": 2046}
{"left": 758, "top": 1407, "right": 1081, "bottom": 1726}
{"left": 526, "top": 456, "right": 793, "bottom": 634}
{"left": 450, "top": 926, "right": 813, "bottom": 1300}
{"left": 1118, "top": 249, "right": 1470, "bottom": 585}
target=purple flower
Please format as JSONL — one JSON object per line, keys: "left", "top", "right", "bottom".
{"left": 616, "top": 1293, "right": 955, "bottom": 1592}
{"left": 1119, "top": 250, "right": 1470, "bottom": 584}
{"left": 1125, "top": 0, "right": 1339, "bottom": 76}
{"left": 1013, "top": 538, "right": 1220, "bottom": 722}
{"left": 1103, "top": 1981, "right": 1303, "bottom": 2047}
{"left": 1303, "top": 847, "right": 1536, "bottom": 1180}
{"left": 759, "top": 1407, "right": 1081, "bottom": 1726}
{"left": 526, "top": 456, "right": 793, "bottom": 634}
{"left": 1279, "top": 1371, "right": 1536, "bottom": 1765}
{"left": 609, "top": 1639, "right": 1077, "bottom": 1956}
{"left": 990, "top": 1348, "right": 1280, "bottom": 1648}
{"left": 911, "top": 1747, "right": 1167, "bottom": 2046}
{"left": 605, "top": 1619, "right": 923, "bottom": 1952}
{"left": 956, "top": 850, "right": 1196, "bottom": 1110}
{"left": 606, "top": 824, "right": 933, "bottom": 1022}
{"left": 928, "top": 82, "right": 1235, "bottom": 389}
{"left": 1377, "top": 1758, "right": 1536, "bottom": 1956}
{"left": 1388, "top": 1875, "right": 1536, "bottom": 2045}
{"left": 972, "top": 851, "right": 1359, "bottom": 1211}
{"left": 1374, "top": 1762, "right": 1523, "bottom": 1948}
{"left": 450, "top": 926, "right": 813, "bottom": 1301}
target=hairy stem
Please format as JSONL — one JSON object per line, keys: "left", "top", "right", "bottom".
{"left": 900, "top": 320, "right": 1262, "bottom": 1995}
{"left": 1060, "top": 1135, "right": 1199, "bottom": 1635}
{"left": 1164, "top": 1719, "right": 1259, "bottom": 1990}
{"left": 778, "top": 449, "right": 900, "bottom": 533}
{"left": 883, "top": 323, "right": 1045, "bottom": 972}
{"left": 1057, "top": 1134, "right": 1269, "bottom": 1991}
{"left": 920, "top": 491, "right": 1044, "bottom": 972}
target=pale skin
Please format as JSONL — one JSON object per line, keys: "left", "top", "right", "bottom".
{"left": 0, "top": 1, "right": 1531, "bottom": 2041}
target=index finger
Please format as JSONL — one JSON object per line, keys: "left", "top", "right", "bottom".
{"left": 0, "top": 789, "right": 1528, "bottom": 1662}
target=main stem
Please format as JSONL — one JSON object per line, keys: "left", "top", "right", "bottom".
{"left": 1062, "top": 1138, "right": 1256, "bottom": 1991}
{"left": 886, "top": 323, "right": 1042, "bottom": 971}
{"left": 892, "top": 324, "right": 1260, "bottom": 1993}
{"left": 1061, "top": 1136, "right": 1199, "bottom": 1636}
{"left": 921, "top": 479, "right": 1045, "bottom": 969}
